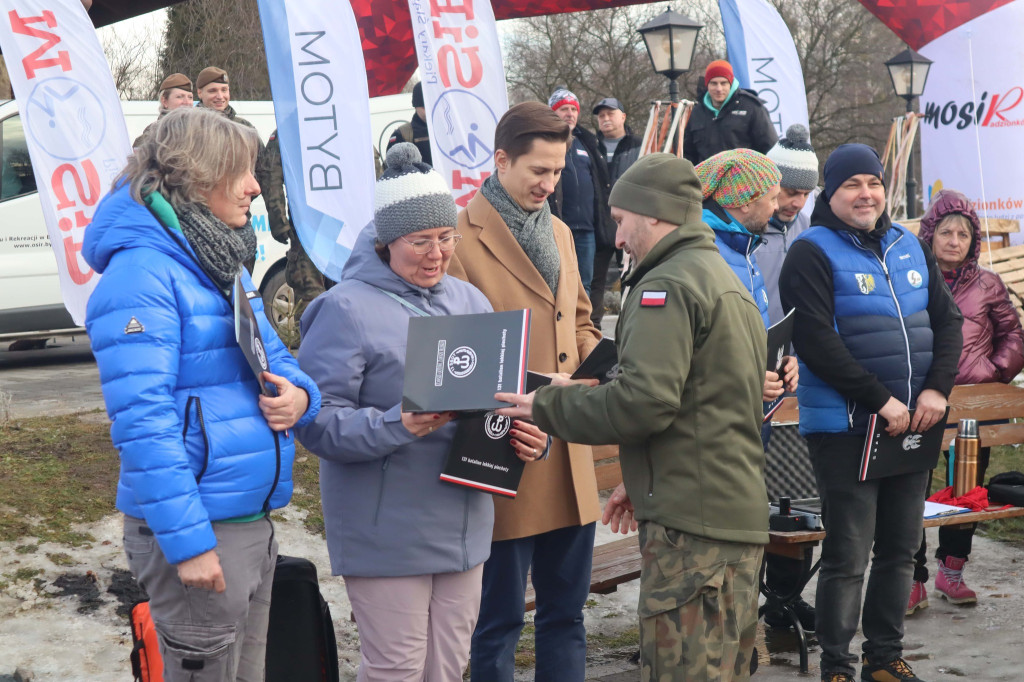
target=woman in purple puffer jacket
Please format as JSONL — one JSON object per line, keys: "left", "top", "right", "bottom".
{"left": 908, "top": 189, "right": 1024, "bottom": 614}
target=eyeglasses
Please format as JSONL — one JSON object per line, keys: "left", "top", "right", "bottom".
{"left": 400, "top": 233, "right": 462, "bottom": 254}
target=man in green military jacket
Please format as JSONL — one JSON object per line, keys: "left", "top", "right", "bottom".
{"left": 496, "top": 152, "right": 769, "bottom": 682}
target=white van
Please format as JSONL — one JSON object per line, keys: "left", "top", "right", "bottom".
{"left": 0, "top": 95, "right": 413, "bottom": 343}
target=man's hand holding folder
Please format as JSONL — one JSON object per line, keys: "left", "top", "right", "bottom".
{"left": 877, "top": 388, "right": 949, "bottom": 436}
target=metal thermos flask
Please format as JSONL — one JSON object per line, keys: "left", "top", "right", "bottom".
{"left": 953, "top": 418, "right": 980, "bottom": 498}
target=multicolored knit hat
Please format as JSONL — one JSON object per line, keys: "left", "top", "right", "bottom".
{"left": 767, "top": 124, "right": 819, "bottom": 191}
{"left": 695, "top": 149, "right": 782, "bottom": 208}
{"left": 548, "top": 88, "right": 580, "bottom": 112}
{"left": 374, "top": 143, "right": 458, "bottom": 244}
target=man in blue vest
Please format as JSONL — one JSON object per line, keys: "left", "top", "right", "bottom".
{"left": 779, "top": 144, "right": 963, "bottom": 682}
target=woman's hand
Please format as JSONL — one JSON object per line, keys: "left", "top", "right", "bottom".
{"left": 176, "top": 549, "right": 226, "bottom": 592}
{"left": 259, "top": 372, "right": 310, "bottom": 431}
{"left": 401, "top": 411, "right": 456, "bottom": 437}
{"left": 511, "top": 420, "right": 548, "bottom": 463}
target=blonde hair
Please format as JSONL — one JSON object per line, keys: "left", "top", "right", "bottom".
{"left": 937, "top": 213, "right": 972, "bottom": 235}
{"left": 116, "top": 107, "right": 258, "bottom": 211}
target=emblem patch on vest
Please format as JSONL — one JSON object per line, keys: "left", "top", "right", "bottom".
{"left": 855, "top": 274, "right": 876, "bottom": 295}
{"left": 907, "top": 269, "right": 923, "bottom": 288}
{"left": 124, "top": 317, "right": 144, "bottom": 334}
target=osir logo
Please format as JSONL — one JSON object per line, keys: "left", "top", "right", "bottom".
{"left": 902, "top": 434, "right": 922, "bottom": 451}
{"left": 447, "top": 346, "right": 477, "bottom": 378}
{"left": 907, "top": 269, "right": 923, "bottom": 288}
{"left": 484, "top": 412, "right": 511, "bottom": 440}
{"left": 254, "top": 338, "right": 268, "bottom": 371}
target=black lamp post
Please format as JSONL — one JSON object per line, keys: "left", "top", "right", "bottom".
{"left": 638, "top": 6, "right": 703, "bottom": 103}
{"left": 885, "top": 47, "right": 933, "bottom": 217}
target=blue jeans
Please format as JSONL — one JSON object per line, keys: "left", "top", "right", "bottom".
{"left": 571, "top": 229, "right": 596, "bottom": 296}
{"left": 807, "top": 433, "right": 929, "bottom": 676}
{"left": 470, "top": 523, "right": 596, "bottom": 682}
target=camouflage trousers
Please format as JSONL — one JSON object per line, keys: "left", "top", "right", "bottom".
{"left": 637, "top": 521, "right": 763, "bottom": 682}
{"left": 285, "top": 230, "right": 325, "bottom": 321}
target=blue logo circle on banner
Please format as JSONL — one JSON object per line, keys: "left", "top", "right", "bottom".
{"left": 25, "top": 77, "right": 107, "bottom": 161}
{"left": 431, "top": 89, "right": 497, "bottom": 170}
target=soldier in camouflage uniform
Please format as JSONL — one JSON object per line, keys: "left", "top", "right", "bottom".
{"left": 496, "top": 153, "right": 769, "bottom": 681}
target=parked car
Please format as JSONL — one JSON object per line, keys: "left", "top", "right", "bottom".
{"left": 0, "top": 95, "right": 412, "bottom": 345}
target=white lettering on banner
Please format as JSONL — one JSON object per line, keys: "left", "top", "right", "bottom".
{"left": 0, "top": 1, "right": 133, "bottom": 324}
{"left": 408, "top": 0, "right": 508, "bottom": 207}
{"left": 919, "top": 2, "right": 1024, "bottom": 233}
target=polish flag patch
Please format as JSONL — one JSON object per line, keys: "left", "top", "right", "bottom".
{"left": 640, "top": 291, "right": 667, "bottom": 307}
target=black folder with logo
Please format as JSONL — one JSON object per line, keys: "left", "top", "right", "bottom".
{"left": 440, "top": 411, "right": 526, "bottom": 498}
{"left": 403, "top": 309, "right": 532, "bottom": 413}
{"left": 858, "top": 407, "right": 950, "bottom": 481}
{"left": 234, "top": 273, "right": 269, "bottom": 394}
{"left": 571, "top": 338, "right": 619, "bottom": 384}
{"left": 763, "top": 310, "right": 795, "bottom": 422}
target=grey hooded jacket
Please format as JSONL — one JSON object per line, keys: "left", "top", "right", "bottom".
{"left": 296, "top": 226, "right": 494, "bottom": 577}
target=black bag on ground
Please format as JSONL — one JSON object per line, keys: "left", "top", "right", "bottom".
{"left": 987, "top": 471, "right": 1024, "bottom": 506}
{"left": 266, "top": 555, "right": 340, "bottom": 682}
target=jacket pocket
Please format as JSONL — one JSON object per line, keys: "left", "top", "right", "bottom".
{"left": 373, "top": 456, "right": 391, "bottom": 525}
{"left": 182, "top": 396, "right": 212, "bottom": 483}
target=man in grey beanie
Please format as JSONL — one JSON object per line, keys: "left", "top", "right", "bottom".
{"left": 495, "top": 152, "right": 769, "bottom": 681}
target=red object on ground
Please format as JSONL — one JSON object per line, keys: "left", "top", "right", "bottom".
{"left": 856, "top": 0, "right": 1016, "bottom": 50}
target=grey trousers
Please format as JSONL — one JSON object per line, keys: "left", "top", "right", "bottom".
{"left": 123, "top": 515, "right": 278, "bottom": 682}
{"left": 806, "top": 434, "right": 929, "bottom": 676}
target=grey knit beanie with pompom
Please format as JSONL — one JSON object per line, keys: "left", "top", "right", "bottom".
{"left": 766, "top": 124, "right": 819, "bottom": 191}
{"left": 374, "top": 142, "right": 458, "bottom": 244}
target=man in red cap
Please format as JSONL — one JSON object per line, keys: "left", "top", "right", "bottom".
{"left": 683, "top": 59, "right": 778, "bottom": 165}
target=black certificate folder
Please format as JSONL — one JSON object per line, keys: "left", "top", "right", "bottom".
{"left": 858, "top": 407, "right": 950, "bottom": 481}
{"left": 402, "top": 309, "right": 532, "bottom": 412}
{"left": 441, "top": 413, "right": 526, "bottom": 497}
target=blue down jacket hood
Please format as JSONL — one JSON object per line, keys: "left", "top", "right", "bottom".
{"left": 83, "top": 184, "right": 320, "bottom": 564}
{"left": 296, "top": 225, "right": 495, "bottom": 577}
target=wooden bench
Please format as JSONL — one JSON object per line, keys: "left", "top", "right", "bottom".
{"left": 767, "top": 381, "right": 1024, "bottom": 672}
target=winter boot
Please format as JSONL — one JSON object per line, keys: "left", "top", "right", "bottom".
{"left": 905, "top": 580, "right": 929, "bottom": 616}
{"left": 935, "top": 556, "right": 977, "bottom": 604}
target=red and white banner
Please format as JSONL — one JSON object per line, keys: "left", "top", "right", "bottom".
{"left": 0, "top": 1, "right": 131, "bottom": 324}
{"left": 919, "top": 1, "right": 1024, "bottom": 231}
{"left": 406, "top": 0, "right": 508, "bottom": 207}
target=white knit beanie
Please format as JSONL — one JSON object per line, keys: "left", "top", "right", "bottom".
{"left": 374, "top": 143, "right": 458, "bottom": 244}
{"left": 766, "top": 124, "right": 819, "bottom": 191}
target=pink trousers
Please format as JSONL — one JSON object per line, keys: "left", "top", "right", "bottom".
{"left": 345, "top": 564, "right": 484, "bottom": 682}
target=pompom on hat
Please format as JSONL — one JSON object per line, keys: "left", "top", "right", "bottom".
{"left": 695, "top": 149, "right": 782, "bottom": 209}
{"left": 374, "top": 143, "right": 458, "bottom": 245}
{"left": 767, "top": 124, "right": 819, "bottom": 191}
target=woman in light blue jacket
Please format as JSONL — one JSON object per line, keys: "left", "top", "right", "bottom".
{"left": 84, "top": 107, "right": 320, "bottom": 682}
{"left": 297, "top": 144, "right": 546, "bottom": 682}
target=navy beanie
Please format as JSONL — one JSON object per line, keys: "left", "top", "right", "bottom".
{"left": 412, "top": 81, "right": 424, "bottom": 108}
{"left": 823, "top": 143, "right": 884, "bottom": 199}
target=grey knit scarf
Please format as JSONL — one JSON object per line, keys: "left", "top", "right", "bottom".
{"left": 480, "top": 174, "right": 559, "bottom": 294}
{"left": 177, "top": 202, "right": 257, "bottom": 295}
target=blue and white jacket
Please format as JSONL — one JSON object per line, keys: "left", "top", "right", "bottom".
{"left": 83, "top": 185, "right": 321, "bottom": 564}
{"left": 704, "top": 203, "right": 771, "bottom": 327}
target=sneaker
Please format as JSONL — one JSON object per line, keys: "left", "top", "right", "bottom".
{"left": 763, "top": 598, "right": 816, "bottom": 632}
{"left": 822, "top": 673, "right": 855, "bottom": 682}
{"left": 861, "top": 656, "right": 925, "bottom": 681}
{"left": 935, "top": 556, "right": 978, "bottom": 605}
{"left": 905, "top": 580, "right": 929, "bottom": 616}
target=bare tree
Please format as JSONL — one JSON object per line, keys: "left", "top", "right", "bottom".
{"left": 101, "top": 28, "right": 158, "bottom": 100}
{"left": 0, "top": 57, "right": 12, "bottom": 100}
{"left": 158, "top": 0, "right": 270, "bottom": 101}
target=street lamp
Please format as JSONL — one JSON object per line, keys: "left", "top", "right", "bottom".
{"left": 638, "top": 6, "right": 703, "bottom": 103}
{"left": 885, "top": 47, "right": 933, "bottom": 217}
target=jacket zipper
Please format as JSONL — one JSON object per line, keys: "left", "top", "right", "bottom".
{"left": 646, "top": 452, "right": 655, "bottom": 497}
{"left": 849, "top": 231, "right": 914, "bottom": 403}
{"left": 373, "top": 456, "right": 391, "bottom": 525}
{"left": 261, "top": 432, "right": 282, "bottom": 513}
{"left": 192, "top": 397, "right": 211, "bottom": 483}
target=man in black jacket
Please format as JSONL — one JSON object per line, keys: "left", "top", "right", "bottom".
{"left": 780, "top": 144, "right": 962, "bottom": 682}
{"left": 547, "top": 88, "right": 613, "bottom": 297}
{"left": 387, "top": 81, "right": 432, "bottom": 166}
{"left": 592, "top": 97, "right": 642, "bottom": 326}
{"left": 683, "top": 60, "right": 778, "bottom": 165}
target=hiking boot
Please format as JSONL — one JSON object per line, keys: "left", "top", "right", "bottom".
{"left": 935, "top": 556, "right": 977, "bottom": 604}
{"left": 861, "top": 656, "right": 925, "bottom": 681}
{"left": 822, "top": 673, "right": 855, "bottom": 682}
{"left": 905, "top": 580, "right": 929, "bottom": 616}
{"left": 763, "top": 598, "right": 816, "bottom": 632}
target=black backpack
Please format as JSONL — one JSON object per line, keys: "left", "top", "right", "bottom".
{"left": 987, "top": 471, "right": 1024, "bottom": 507}
{"left": 266, "top": 555, "right": 340, "bottom": 682}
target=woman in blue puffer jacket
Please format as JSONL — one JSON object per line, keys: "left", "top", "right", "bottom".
{"left": 83, "top": 107, "right": 320, "bottom": 682}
